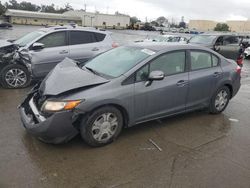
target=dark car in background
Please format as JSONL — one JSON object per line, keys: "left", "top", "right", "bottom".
{"left": 19, "top": 44, "right": 241, "bottom": 146}
{"left": 188, "top": 34, "right": 244, "bottom": 66}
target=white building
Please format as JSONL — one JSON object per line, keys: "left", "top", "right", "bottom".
{"left": 4, "top": 9, "right": 130, "bottom": 29}
{"left": 63, "top": 10, "right": 130, "bottom": 29}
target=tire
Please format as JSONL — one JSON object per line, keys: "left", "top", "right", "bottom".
{"left": 209, "top": 86, "right": 231, "bottom": 114}
{"left": 0, "top": 64, "right": 31, "bottom": 89}
{"left": 80, "top": 106, "right": 123, "bottom": 147}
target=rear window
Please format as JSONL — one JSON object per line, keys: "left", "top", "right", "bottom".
{"left": 69, "top": 31, "right": 96, "bottom": 45}
{"left": 95, "top": 33, "right": 106, "bottom": 42}
{"left": 190, "top": 51, "right": 212, "bottom": 70}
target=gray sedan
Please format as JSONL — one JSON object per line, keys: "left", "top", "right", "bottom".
{"left": 19, "top": 43, "right": 241, "bottom": 146}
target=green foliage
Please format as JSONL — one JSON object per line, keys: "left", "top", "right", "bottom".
{"left": 179, "top": 21, "right": 186, "bottom": 28}
{"left": 0, "top": 0, "right": 74, "bottom": 15}
{"left": 214, "top": 23, "right": 230, "bottom": 31}
{"left": 156, "top": 16, "right": 167, "bottom": 25}
{"left": 150, "top": 21, "right": 159, "bottom": 27}
{"left": 130, "top": 16, "right": 140, "bottom": 25}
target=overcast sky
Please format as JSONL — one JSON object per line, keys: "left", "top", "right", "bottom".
{"left": 2, "top": 0, "right": 250, "bottom": 22}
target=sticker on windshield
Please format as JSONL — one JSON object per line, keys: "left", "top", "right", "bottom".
{"left": 141, "top": 49, "right": 156, "bottom": 56}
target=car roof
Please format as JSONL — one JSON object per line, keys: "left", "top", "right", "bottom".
{"left": 38, "top": 25, "right": 111, "bottom": 35}
{"left": 199, "top": 33, "right": 239, "bottom": 37}
{"left": 129, "top": 43, "right": 214, "bottom": 52}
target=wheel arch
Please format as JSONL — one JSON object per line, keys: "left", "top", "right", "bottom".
{"left": 224, "top": 83, "right": 233, "bottom": 99}
{"left": 73, "top": 103, "right": 130, "bottom": 130}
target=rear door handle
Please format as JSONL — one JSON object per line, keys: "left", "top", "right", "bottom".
{"left": 213, "top": 72, "right": 222, "bottom": 77}
{"left": 59, "top": 50, "right": 69, "bottom": 54}
{"left": 92, "top": 47, "right": 99, "bottom": 51}
{"left": 176, "top": 80, "right": 188, "bottom": 87}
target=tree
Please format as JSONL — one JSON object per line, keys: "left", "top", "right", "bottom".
{"left": 214, "top": 23, "right": 230, "bottom": 31}
{"left": 179, "top": 21, "right": 186, "bottom": 28}
{"left": 156, "top": 16, "right": 167, "bottom": 25}
{"left": 150, "top": 21, "right": 159, "bottom": 27}
{"left": 19, "top": 1, "right": 40, "bottom": 11}
{"left": 0, "top": 1, "right": 6, "bottom": 15}
{"left": 1, "top": 1, "right": 74, "bottom": 14}
{"left": 130, "top": 16, "right": 140, "bottom": 25}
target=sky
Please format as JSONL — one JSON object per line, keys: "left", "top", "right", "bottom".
{"left": 2, "top": 0, "right": 250, "bottom": 22}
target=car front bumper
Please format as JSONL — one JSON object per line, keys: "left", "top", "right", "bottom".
{"left": 19, "top": 91, "right": 79, "bottom": 144}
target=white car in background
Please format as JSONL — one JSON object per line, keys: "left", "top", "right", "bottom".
{"left": 137, "top": 34, "right": 192, "bottom": 44}
{"left": 244, "top": 47, "right": 250, "bottom": 58}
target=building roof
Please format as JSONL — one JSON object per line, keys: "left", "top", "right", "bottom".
{"left": 63, "top": 10, "right": 130, "bottom": 18}
{"left": 5, "top": 9, "right": 81, "bottom": 21}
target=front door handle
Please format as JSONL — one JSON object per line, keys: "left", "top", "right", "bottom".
{"left": 176, "top": 80, "right": 188, "bottom": 87}
{"left": 213, "top": 72, "right": 222, "bottom": 77}
{"left": 92, "top": 47, "right": 99, "bottom": 51}
{"left": 59, "top": 50, "right": 69, "bottom": 54}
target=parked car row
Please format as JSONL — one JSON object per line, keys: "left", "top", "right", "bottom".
{"left": 0, "top": 26, "right": 116, "bottom": 88}
{"left": 137, "top": 34, "right": 193, "bottom": 44}
{"left": 137, "top": 32, "right": 245, "bottom": 67}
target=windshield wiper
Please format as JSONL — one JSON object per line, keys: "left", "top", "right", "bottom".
{"left": 84, "top": 66, "right": 100, "bottom": 75}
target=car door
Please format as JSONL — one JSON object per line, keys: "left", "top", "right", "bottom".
{"left": 133, "top": 51, "right": 189, "bottom": 122}
{"left": 68, "top": 31, "right": 106, "bottom": 64}
{"left": 186, "top": 50, "right": 223, "bottom": 110}
{"left": 215, "top": 36, "right": 240, "bottom": 60}
{"left": 30, "top": 31, "right": 68, "bottom": 78}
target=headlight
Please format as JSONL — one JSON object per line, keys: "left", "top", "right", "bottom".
{"left": 42, "top": 100, "right": 81, "bottom": 112}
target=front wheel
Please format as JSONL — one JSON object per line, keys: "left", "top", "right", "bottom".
{"left": 0, "top": 64, "right": 31, "bottom": 89}
{"left": 209, "top": 86, "right": 230, "bottom": 114}
{"left": 80, "top": 106, "right": 123, "bottom": 147}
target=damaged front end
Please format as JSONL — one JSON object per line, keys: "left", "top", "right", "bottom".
{"left": 19, "top": 83, "right": 79, "bottom": 144}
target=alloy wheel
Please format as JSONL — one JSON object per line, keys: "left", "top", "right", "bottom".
{"left": 5, "top": 68, "right": 27, "bottom": 88}
{"left": 215, "top": 90, "right": 229, "bottom": 111}
{"left": 91, "top": 113, "right": 119, "bottom": 142}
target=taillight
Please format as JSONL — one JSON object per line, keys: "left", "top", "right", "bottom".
{"left": 236, "top": 57, "right": 243, "bottom": 66}
{"left": 236, "top": 65, "right": 241, "bottom": 74}
{"left": 112, "top": 42, "right": 119, "bottom": 48}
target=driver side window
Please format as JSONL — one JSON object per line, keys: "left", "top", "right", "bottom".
{"left": 135, "top": 51, "right": 186, "bottom": 82}
{"left": 37, "top": 31, "right": 67, "bottom": 48}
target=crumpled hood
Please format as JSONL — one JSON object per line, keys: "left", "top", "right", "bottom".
{"left": 39, "top": 58, "right": 109, "bottom": 96}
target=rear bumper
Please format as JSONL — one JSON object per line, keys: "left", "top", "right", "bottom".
{"left": 232, "top": 77, "right": 241, "bottom": 98}
{"left": 19, "top": 91, "right": 78, "bottom": 144}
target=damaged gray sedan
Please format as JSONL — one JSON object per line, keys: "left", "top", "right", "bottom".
{"left": 19, "top": 44, "right": 241, "bottom": 146}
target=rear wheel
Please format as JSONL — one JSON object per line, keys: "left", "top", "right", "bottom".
{"left": 0, "top": 64, "right": 31, "bottom": 89}
{"left": 209, "top": 86, "right": 230, "bottom": 114}
{"left": 80, "top": 106, "right": 123, "bottom": 147}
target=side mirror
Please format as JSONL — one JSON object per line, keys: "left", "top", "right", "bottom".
{"left": 145, "top": 70, "right": 165, "bottom": 87}
{"left": 148, "top": 70, "right": 165, "bottom": 81}
{"left": 32, "top": 42, "right": 44, "bottom": 50}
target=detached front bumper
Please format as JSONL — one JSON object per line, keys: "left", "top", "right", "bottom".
{"left": 19, "top": 91, "right": 79, "bottom": 144}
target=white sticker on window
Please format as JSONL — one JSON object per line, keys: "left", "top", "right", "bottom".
{"left": 141, "top": 49, "right": 156, "bottom": 56}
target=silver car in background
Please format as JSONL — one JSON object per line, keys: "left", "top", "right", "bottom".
{"left": 0, "top": 26, "right": 115, "bottom": 88}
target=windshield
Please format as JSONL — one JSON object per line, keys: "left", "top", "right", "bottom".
{"left": 14, "top": 31, "right": 45, "bottom": 47}
{"left": 189, "top": 35, "right": 217, "bottom": 45}
{"left": 85, "top": 46, "right": 153, "bottom": 78}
